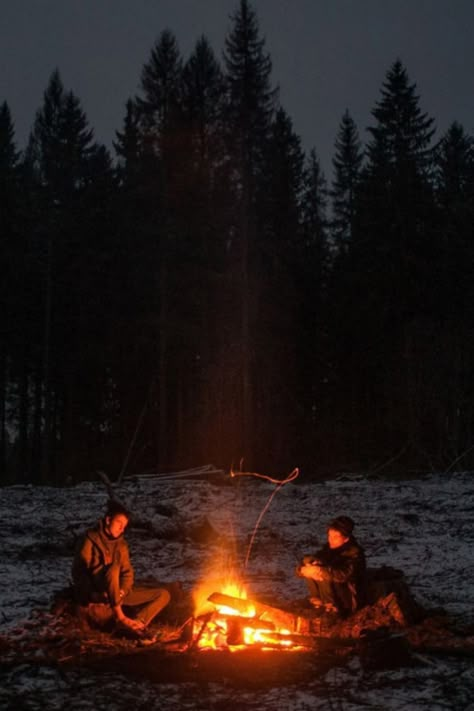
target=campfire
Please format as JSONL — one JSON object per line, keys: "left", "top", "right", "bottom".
{"left": 187, "top": 468, "right": 319, "bottom": 652}
{"left": 191, "top": 577, "right": 318, "bottom": 651}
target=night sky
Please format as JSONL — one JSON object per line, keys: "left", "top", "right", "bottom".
{"left": 2, "top": 0, "right": 474, "bottom": 177}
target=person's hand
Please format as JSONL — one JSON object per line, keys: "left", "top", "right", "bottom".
{"left": 299, "top": 562, "right": 324, "bottom": 581}
{"left": 118, "top": 615, "right": 145, "bottom": 633}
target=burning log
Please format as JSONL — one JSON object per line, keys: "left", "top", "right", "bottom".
{"left": 207, "top": 592, "right": 314, "bottom": 635}
{"left": 220, "top": 615, "right": 276, "bottom": 631}
{"left": 193, "top": 602, "right": 319, "bottom": 650}
{"left": 247, "top": 631, "right": 319, "bottom": 649}
{"left": 193, "top": 611, "right": 277, "bottom": 647}
{"left": 225, "top": 616, "right": 275, "bottom": 646}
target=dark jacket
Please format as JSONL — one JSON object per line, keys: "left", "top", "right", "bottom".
{"left": 72, "top": 519, "right": 134, "bottom": 605}
{"left": 313, "top": 536, "right": 366, "bottom": 614}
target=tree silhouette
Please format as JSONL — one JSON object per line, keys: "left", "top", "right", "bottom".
{"left": 0, "top": 102, "right": 20, "bottom": 481}
{"left": 3, "top": 4, "right": 474, "bottom": 483}
{"left": 222, "top": 0, "right": 277, "bottom": 465}
{"left": 331, "top": 109, "right": 363, "bottom": 251}
{"left": 24, "top": 70, "right": 109, "bottom": 481}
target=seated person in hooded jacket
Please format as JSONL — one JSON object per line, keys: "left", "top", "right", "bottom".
{"left": 72, "top": 500, "right": 170, "bottom": 636}
{"left": 296, "top": 515, "right": 366, "bottom": 618}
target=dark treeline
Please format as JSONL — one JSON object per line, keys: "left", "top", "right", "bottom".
{"left": 1, "top": 0, "right": 474, "bottom": 484}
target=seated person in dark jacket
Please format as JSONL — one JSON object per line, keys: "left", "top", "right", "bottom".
{"left": 72, "top": 500, "right": 170, "bottom": 636}
{"left": 296, "top": 515, "right": 366, "bottom": 618}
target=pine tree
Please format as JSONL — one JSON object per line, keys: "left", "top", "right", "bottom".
{"left": 367, "top": 59, "right": 434, "bottom": 173}
{"left": 296, "top": 148, "right": 332, "bottom": 468}
{"left": 301, "top": 149, "right": 329, "bottom": 280}
{"left": 0, "top": 102, "right": 19, "bottom": 173}
{"left": 260, "top": 107, "right": 305, "bottom": 263}
{"left": 25, "top": 70, "right": 106, "bottom": 482}
{"left": 113, "top": 99, "right": 142, "bottom": 187}
{"left": 434, "top": 121, "right": 474, "bottom": 291}
{"left": 134, "top": 30, "right": 185, "bottom": 469}
{"left": 221, "top": 0, "right": 276, "bottom": 465}
{"left": 329, "top": 61, "right": 437, "bottom": 469}
{"left": 363, "top": 59, "right": 435, "bottom": 247}
{"left": 27, "top": 69, "right": 64, "bottom": 193}
{"left": 137, "top": 29, "right": 183, "bottom": 152}
{"left": 0, "top": 102, "right": 20, "bottom": 481}
{"left": 432, "top": 122, "right": 474, "bottom": 458}
{"left": 173, "top": 36, "right": 229, "bottom": 464}
{"left": 28, "top": 70, "right": 96, "bottom": 201}
{"left": 435, "top": 121, "right": 474, "bottom": 212}
{"left": 223, "top": 0, "right": 276, "bottom": 180}
{"left": 181, "top": 35, "right": 224, "bottom": 164}
{"left": 331, "top": 109, "right": 363, "bottom": 250}
{"left": 252, "top": 107, "right": 307, "bottom": 466}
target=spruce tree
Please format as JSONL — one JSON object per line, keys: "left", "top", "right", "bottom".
{"left": 174, "top": 36, "right": 229, "bottom": 464}
{"left": 26, "top": 70, "right": 107, "bottom": 482}
{"left": 130, "top": 30, "right": 186, "bottom": 470}
{"left": 297, "top": 148, "right": 332, "bottom": 468}
{"left": 367, "top": 60, "right": 434, "bottom": 174}
{"left": 260, "top": 107, "right": 305, "bottom": 266}
{"left": 113, "top": 99, "right": 142, "bottom": 187}
{"left": 0, "top": 102, "right": 20, "bottom": 481}
{"left": 332, "top": 60, "right": 437, "bottom": 469}
{"left": 223, "top": 0, "right": 276, "bottom": 180}
{"left": 432, "top": 122, "right": 474, "bottom": 459}
{"left": 301, "top": 149, "right": 329, "bottom": 280}
{"left": 331, "top": 109, "right": 363, "bottom": 250}
{"left": 435, "top": 121, "right": 474, "bottom": 212}
{"left": 181, "top": 35, "right": 224, "bottom": 163}
{"left": 221, "top": 0, "right": 276, "bottom": 466}
{"left": 138, "top": 29, "right": 183, "bottom": 138}
{"left": 254, "top": 106, "right": 306, "bottom": 466}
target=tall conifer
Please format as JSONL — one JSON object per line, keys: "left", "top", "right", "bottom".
{"left": 26, "top": 71, "right": 105, "bottom": 482}
{"left": 331, "top": 109, "right": 362, "bottom": 250}
{"left": 221, "top": 0, "right": 276, "bottom": 465}
{"left": 0, "top": 102, "right": 20, "bottom": 481}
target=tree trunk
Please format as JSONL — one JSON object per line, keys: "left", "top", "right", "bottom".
{"left": 0, "top": 345, "right": 6, "bottom": 481}
{"left": 41, "top": 231, "right": 53, "bottom": 484}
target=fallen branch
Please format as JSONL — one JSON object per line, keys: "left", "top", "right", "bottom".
{"left": 230, "top": 466, "right": 299, "bottom": 486}
{"left": 124, "top": 464, "right": 225, "bottom": 482}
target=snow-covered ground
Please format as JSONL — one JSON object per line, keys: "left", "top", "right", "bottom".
{"left": 1, "top": 469, "right": 473, "bottom": 710}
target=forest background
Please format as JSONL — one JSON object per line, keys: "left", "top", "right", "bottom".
{"left": 1, "top": 0, "right": 473, "bottom": 485}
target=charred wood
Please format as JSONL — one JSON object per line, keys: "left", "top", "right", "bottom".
{"left": 207, "top": 592, "right": 313, "bottom": 634}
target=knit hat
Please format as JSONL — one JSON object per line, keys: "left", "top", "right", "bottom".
{"left": 328, "top": 515, "right": 355, "bottom": 537}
